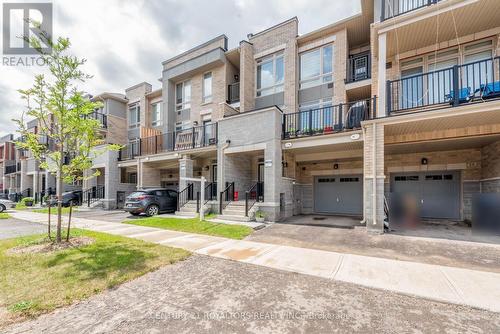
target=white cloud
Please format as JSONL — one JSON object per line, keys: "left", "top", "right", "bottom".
{"left": 0, "top": 0, "right": 359, "bottom": 136}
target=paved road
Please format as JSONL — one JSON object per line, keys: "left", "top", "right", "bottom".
{"left": 0, "top": 214, "right": 46, "bottom": 240}
{"left": 3, "top": 255, "right": 499, "bottom": 334}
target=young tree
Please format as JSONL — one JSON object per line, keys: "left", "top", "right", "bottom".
{"left": 15, "top": 32, "right": 118, "bottom": 243}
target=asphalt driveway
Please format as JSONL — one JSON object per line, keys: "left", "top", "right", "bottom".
{"left": 0, "top": 214, "right": 46, "bottom": 240}
{"left": 247, "top": 219, "right": 500, "bottom": 273}
{"left": 3, "top": 255, "right": 499, "bottom": 333}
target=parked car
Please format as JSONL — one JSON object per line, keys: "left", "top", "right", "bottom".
{"left": 0, "top": 198, "right": 16, "bottom": 212}
{"left": 124, "top": 189, "right": 178, "bottom": 216}
{"left": 48, "top": 190, "right": 82, "bottom": 207}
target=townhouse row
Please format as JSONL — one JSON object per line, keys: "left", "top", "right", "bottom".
{"left": 3, "top": 0, "right": 500, "bottom": 233}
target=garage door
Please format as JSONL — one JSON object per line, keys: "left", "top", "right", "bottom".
{"left": 390, "top": 171, "right": 460, "bottom": 219}
{"left": 314, "top": 175, "right": 363, "bottom": 215}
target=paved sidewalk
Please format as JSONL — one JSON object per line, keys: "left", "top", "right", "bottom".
{"left": 10, "top": 210, "right": 500, "bottom": 313}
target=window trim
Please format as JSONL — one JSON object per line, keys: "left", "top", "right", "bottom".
{"left": 202, "top": 71, "right": 213, "bottom": 104}
{"left": 255, "top": 52, "right": 284, "bottom": 97}
{"left": 299, "top": 43, "right": 334, "bottom": 89}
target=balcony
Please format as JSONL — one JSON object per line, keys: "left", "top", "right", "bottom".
{"left": 346, "top": 52, "right": 371, "bottom": 83}
{"left": 282, "top": 97, "right": 376, "bottom": 139}
{"left": 387, "top": 57, "right": 500, "bottom": 115}
{"left": 381, "top": 0, "right": 443, "bottom": 21}
{"left": 227, "top": 82, "right": 240, "bottom": 104}
{"left": 119, "top": 123, "right": 218, "bottom": 161}
{"left": 86, "top": 111, "right": 108, "bottom": 128}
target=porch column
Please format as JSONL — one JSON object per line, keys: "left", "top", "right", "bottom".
{"left": 178, "top": 155, "right": 193, "bottom": 191}
{"left": 363, "top": 123, "right": 385, "bottom": 233}
{"left": 377, "top": 32, "right": 387, "bottom": 118}
{"left": 263, "top": 138, "right": 282, "bottom": 221}
{"left": 32, "top": 172, "right": 39, "bottom": 198}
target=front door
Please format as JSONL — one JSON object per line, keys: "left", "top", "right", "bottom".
{"left": 212, "top": 164, "right": 218, "bottom": 197}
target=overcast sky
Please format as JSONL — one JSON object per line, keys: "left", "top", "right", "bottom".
{"left": 0, "top": 0, "right": 360, "bottom": 136}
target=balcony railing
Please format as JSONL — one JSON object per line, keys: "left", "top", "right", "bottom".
{"left": 228, "top": 82, "right": 240, "bottom": 104}
{"left": 282, "top": 97, "right": 376, "bottom": 139}
{"left": 381, "top": 0, "right": 443, "bottom": 21}
{"left": 118, "top": 123, "right": 218, "bottom": 161}
{"left": 387, "top": 57, "right": 500, "bottom": 114}
{"left": 346, "top": 53, "right": 371, "bottom": 83}
{"left": 86, "top": 111, "right": 107, "bottom": 128}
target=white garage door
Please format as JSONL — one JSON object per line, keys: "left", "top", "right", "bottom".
{"left": 314, "top": 175, "right": 363, "bottom": 215}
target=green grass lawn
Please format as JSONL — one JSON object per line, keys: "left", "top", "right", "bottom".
{"left": 0, "top": 229, "right": 190, "bottom": 326}
{"left": 32, "top": 207, "right": 75, "bottom": 214}
{"left": 0, "top": 213, "right": 10, "bottom": 219}
{"left": 124, "top": 216, "right": 253, "bottom": 240}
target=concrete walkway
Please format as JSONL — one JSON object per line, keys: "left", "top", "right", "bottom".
{"left": 10, "top": 210, "right": 500, "bottom": 313}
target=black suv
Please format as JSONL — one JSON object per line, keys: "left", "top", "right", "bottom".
{"left": 124, "top": 188, "right": 178, "bottom": 216}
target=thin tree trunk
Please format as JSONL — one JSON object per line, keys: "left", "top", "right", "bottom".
{"left": 66, "top": 201, "right": 72, "bottom": 242}
{"left": 56, "top": 147, "right": 64, "bottom": 242}
{"left": 48, "top": 199, "right": 52, "bottom": 240}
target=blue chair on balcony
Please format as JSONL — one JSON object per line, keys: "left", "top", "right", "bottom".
{"left": 479, "top": 82, "right": 500, "bottom": 99}
{"left": 445, "top": 87, "right": 472, "bottom": 104}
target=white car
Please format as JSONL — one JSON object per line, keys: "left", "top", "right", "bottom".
{"left": 0, "top": 199, "right": 16, "bottom": 212}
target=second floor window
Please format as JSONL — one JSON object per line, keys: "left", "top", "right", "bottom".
{"left": 176, "top": 80, "right": 191, "bottom": 114}
{"left": 256, "top": 52, "right": 284, "bottom": 97}
{"left": 300, "top": 44, "right": 334, "bottom": 89}
{"left": 203, "top": 72, "right": 213, "bottom": 103}
{"left": 128, "top": 103, "right": 140, "bottom": 129}
{"left": 151, "top": 102, "right": 162, "bottom": 127}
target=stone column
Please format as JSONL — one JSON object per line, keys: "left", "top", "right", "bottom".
{"left": 263, "top": 138, "right": 282, "bottom": 221}
{"left": 239, "top": 41, "right": 255, "bottom": 113}
{"left": 363, "top": 123, "right": 385, "bottom": 233}
{"left": 178, "top": 155, "right": 193, "bottom": 191}
{"left": 377, "top": 32, "right": 387, "bottom": 118}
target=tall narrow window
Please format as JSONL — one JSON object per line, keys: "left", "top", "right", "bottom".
{"left": 151, "top": 102, "right": 162, "bottom": 127}
{"left": 256, "top": 52, "right": 284, "bottom": 97}
{"left": 203, "top": 72, "right": 213, "bottom": 103}
{"left": 299, "top": 44, "right": 334, "bottom": 89}
{"left": 176, "top": 80, "right": 191, "bottom": 113}
{"left": 128, "top": 103, "right": 140, "bottom": 129}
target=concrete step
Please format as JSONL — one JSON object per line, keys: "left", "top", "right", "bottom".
{"left": 222, "top": 209, "right": 253, "bottom": 217}
{"left": 179, "top": 206, "right": 197, "bottom": 213}
{"left": 216, "top": 214, "right": 253, "bottom": 222}
{"left": 175, "top": 211, "right": 197, "bottom": 217}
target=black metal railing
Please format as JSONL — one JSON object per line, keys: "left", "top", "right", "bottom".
{"left": 88, "top": 111, "right": 108, "bottom": 128}
{"left": 119, "top": 123, "right": 218, "bottom": 161}
{"left": 5, "top": 164, "right": 16, "bottom": 174}
{"left": 381, "top": 0, "right": 442, "bottom": 21}
{"left": 177, "top": 183, "right": 193, "bottom": 211}
{"left": 21, "top": 188, "right": 31, "bottom": 198}
{"left": 204, "top": 182, "right": 216, "bottom": 204}
{"left": 219, "top": 182, "right": 234, "bottom": 213}
{"left": 282, "top": 97, "right": 376, "bottom": 139}
{"left": 228, "top": 82, "right": 240, "bottom": 104}
{"left": 346, "top": 53, "right": 371, "bottom": 83}
{"left": 245, "top": 182, "right": 264, "bottom": 217}
{"left": 82, "top": 185, "right": 105, "bottom": 207}
{"left": 387, "top": 57, "right": 500, "bottom": 114}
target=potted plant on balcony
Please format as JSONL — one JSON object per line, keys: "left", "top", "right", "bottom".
{"left": 324, "top": 126, "right": 334, "bottom": 134}
{"left": 23, "top": 197, "right": 34, "bottom": 207}
{"left": 288, "top": 127, "right": 296, "bottom": 138}
{"left": 255, "top": 210, "right": 266, "bottom": 223}
{"left": 313, "top": 128, "right": 323, "bottom": 135}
